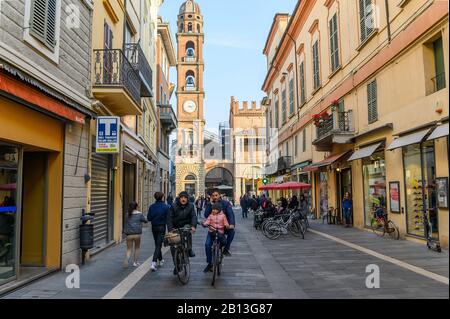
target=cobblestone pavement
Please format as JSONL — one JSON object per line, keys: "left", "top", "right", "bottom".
{"left": 3, "top": 208, "right": 448, "bottom": 299}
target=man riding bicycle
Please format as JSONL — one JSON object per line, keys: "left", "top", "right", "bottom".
{"left": 204, "top": 190, "right": 235, "bottom": 257}
{"left": 167, "top": 191, "right": 197, "bottom": 275}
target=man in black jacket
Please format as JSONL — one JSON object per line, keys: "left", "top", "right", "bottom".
{"left": 167, "top": 191, "right": 198, "bottom": 275}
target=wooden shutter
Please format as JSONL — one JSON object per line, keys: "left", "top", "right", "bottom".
{"left": 367, "top": 80, "right": 378, "bottom": 123}
{"left": 302, "top": 129, "right": 306, "bottom": 152}
{"left": 289, "top": 79, "right": 294, "bottom": 114}
{"left": 313, "top": 41, "right": 320, "bottom": 89}
{"left": 30, "top": 0, "right": 57, "bottom": 50}
{"left": 329, "top": 14, "right": 340, "bottom": 72}
{"left": 300, "top": 62, "right": 305, "bottom": 104}
{"left": 282, "top": 90, "right": 287, "bottom": 123}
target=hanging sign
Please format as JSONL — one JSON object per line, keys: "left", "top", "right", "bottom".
{"left": 96, "top": 116, "right": 120, "bottom": 153}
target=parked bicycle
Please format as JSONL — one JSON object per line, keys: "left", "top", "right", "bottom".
{"left": 164, "top": 225, "right": 192, "bottom": 285}
{"left": 199, "top": 222, "right": 225, "bottom": 286}
{"left": 370, "top": 209, "right": 400, "bottom": 240}
{"left": 424, "top": 208, "right": 441, "bottom": 253}
{"left": 263, "top": 211, "right": 305, "bottom": 240}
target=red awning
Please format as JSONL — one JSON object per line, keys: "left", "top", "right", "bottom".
{"left": 0, "top": 72, "right": 86, "bottom": 124}
{"left": 259, "top": 183, "right": 280, "bottom": 190}
{"left": 276, "top": 182, "right": 312, "bottom": 190}
{"left": 314, "top": 151, "right": 350, "bottom": 167}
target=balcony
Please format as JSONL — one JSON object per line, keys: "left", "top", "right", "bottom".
{"left": 177, "top": 144, "right": 203, "bottom": 159}
{"left": 93, "top": 49, "right": 142, "bottom": 116}
{"left": 313, "top": 110, "right": 355, "bottom": 152}
{"left": 125, "top": 43, "right": 154, "bottom": 97}
{"left": 158, "top": 104, "right": 177, "bottom": 132}
{"left": 278, "top": 156, "right": 292, "bottom": 172}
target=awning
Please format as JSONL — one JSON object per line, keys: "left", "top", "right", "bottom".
{"left": 348, "top": 142, "right": 383, "bottom": 161}
{"left": 427, "top": 123, "right": 449, "bottom": 141}
{"left": 314, "top": 151, "right": 350, "bottom": 168}
{"left": 387, "top": 128, "right": 431, "bottom": 151}
{"left": 291, "top": 160, "right": 312, "bottom": 171}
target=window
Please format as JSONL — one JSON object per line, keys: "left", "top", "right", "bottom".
{"left": 294, "top": 135, "right": 298, "bottom": 157}
{"left": 289, "top": 78, "right": 295, "bottom": 115}
{"left": 312, "top": 41, "right": 321, "bottom": 90}
{"left": 299, "top": 62, "right": 306, "bottom": 105}
{"left": 281, "top": 89, "right": 287, "bottom": 124}
{"left": 329, "top": 14, "right": 340, "bottom": 72}
{"left": 285, "top": 141, "right": 289, "bottom": 156}
{"left": 367, "top": 80, "right": 378, "bottom": 123}
{"left": 274, "top": 98, "right": 279, "bottom": 129}
{"left": 29, "top": 0, "right": 58, "bottom": 50}
{"left": 302, "top": 129, "right": 306, "bottom": 152}
{"left": 359, "top": 0, "right": 374, "bottom": 42}
{"left": 188, "top": 23, "right": 193, "bottom": 33}
{"left": 433, "top": 37, "right": 446, "bottom": 92}
{"left": 186, "top": 41, "right": 195, "bottom": 61}
{"left": 186, "top": 71, "right": 195, "bottom": 90}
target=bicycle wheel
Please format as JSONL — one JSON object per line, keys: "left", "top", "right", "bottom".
{"left": 370, "top": 218, "right": 385, "bottom": 237}
{"left": 386, "top": 220, "right": 400, "bottom": 240}
{"left": 176, "top": 249, "right": 190, "bottom": 285}
{"left": 288, "top": 221, "right": 304, "bottom": 239}
{"left": 263, "top": 221, "right": 281, "bottom": 240}
{"left": 212, "top": 244, "right": 220, "bottom": 286}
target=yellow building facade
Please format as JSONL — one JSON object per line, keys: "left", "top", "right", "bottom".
{"left": 263, "top": 0, "right": 448, "bottom": 248}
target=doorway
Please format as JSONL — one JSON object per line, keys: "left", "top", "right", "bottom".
{"left": 336, "top": 168, "right": 352, "bottom": 224}
{"left": 122, "top": 162, "right": 136, "bottom": 232}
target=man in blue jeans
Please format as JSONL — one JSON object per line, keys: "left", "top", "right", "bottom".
{"left": 204, "top": 190, "right": 235, "bottom": 256}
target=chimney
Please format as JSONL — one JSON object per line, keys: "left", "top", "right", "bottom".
{"left": 243, "top": 101, "right": 248, "bottom": 110}
{"left": 252, "top": 101, "right": 257, "bottom": 110}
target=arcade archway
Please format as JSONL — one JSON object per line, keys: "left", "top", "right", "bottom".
{"left": 205, "top": 167, "right": 234, "bottom": 197}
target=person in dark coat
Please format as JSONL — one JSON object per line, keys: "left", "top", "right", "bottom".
{"left": 240, "top": 194, "right": 249, "bottom": 219}
{"left": 166, "top": 193, "right": 174, "bottom": 206}
{"left": 167, "top": 191, "right": 198, "bottom": 275}
{"left": 204, "top": 190, "right": 236, "bottom": 257}
{"left": 288, "top": 195, "right": 299, "bottom": 210}
{"left": 147, "top": 192, "right": 170, "bottom": 272}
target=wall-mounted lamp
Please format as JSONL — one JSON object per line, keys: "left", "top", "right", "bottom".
{"left": 84, "top": 174, "right": 91, "bottom": 184}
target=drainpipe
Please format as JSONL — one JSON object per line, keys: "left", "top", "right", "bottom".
{"left": 123, "top": 0, "right": 128, "bottom": 52}
{"left": 385, "top": 0, "right": 392, "bottom": 43}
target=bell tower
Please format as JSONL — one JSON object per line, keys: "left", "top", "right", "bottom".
{"left": 175, "top": 0, "right": 205, "bottom": 197}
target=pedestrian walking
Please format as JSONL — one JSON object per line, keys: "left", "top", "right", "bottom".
{"left": 195, "top": 195, "right": 205, "bottom": 217}
{"left": 123, "top": 202, "right": 148, "bottom": 268}
{"left": 147, "top": 192, "right": 170, "bottom": 272}
{"left": 240, "top": 194, "right": 248, "bottom": 219}
{"left": 343, "top": 192, "right": 353, "bottom": 227}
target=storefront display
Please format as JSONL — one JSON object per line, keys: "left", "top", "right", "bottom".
{"left": 0, "top": 144, "right": 19, "bottom": 285}
{"left": 403, "top": 141, "right": 438, "bottom": 238}
{"left": 362, "top": 151, "right": 387, "bottom": 227}
{"left": 389, "top": 181, "right": 400, "bottom": 213}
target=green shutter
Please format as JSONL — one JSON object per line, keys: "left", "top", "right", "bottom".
{"left": 289, "top": 79, "right": 294, "bottom": 114}
{"left": 300, "top": 62, "right": 305, "bottom": 104}
{"left": 368, "top": 80, "right": 378, "bottom": 123}
{"left": 30, "top": 0, "right": 57, "bottom": 50}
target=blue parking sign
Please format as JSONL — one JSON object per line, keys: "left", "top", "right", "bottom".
{"left": 96, "top": 116, "right": 120, "bottom": 153}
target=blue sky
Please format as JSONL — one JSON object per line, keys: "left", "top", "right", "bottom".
{"left": 159, "top": 0, "right": 297, "bottom": 131}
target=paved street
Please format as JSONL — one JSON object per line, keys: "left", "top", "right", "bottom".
{"left": 2, "top": 208, "right": 448, "bottom": 299}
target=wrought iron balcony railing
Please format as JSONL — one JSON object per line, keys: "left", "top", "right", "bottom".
{"left": 431, "top": 72, "right": 446, "bottom": 93}
{"left": 316, "top": 110, "right": 354, "bottom": 140}
{"left": 125, "top": 43, "right": 154, "bottom": 97}
{"left": 278, "top": 156, "right": 292, "bottom": 172}
{"left": 158, "top": 104, "right": 177, "bottom": 131}
{"left": 93, "top": 49, "right": 141, "bottom": 106}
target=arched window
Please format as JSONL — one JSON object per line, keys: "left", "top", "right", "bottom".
{"left": 197, "top": 24, "right": 201, "bottom": 33}
{"left": 186, "top": 41, "right": 195, "bottom": 61}
{"left": 179, "top": 23, "right": 184, "bottom": 33}
{"left": 185, "top": 70, "right": 195, "bottom": 90}
{"left": 188, "top": 22, "right": 193, "bottom": 33}
{"left": 185, "top": 174, "right": 196, "bottom": 181}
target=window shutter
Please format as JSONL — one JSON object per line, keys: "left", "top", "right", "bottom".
{"left": 30, "top": 0, "right": 47, "bottom": 42}
{"left": 289, "top": 79, "right": 294, "bottom": 114}
{"left": 368, "top": 80, "right": 378, "bottom": 123}
{"left": 45, "top": 0, "right": 57, "bottom": 48}
{"left": 299, "top": 62, "right": 305, "bottom": 104}
{"left": 302, "top": 129, "right": 306, "bottom": 152}
{"left": 30, "top": 0, "right": 57, "bottom": 50}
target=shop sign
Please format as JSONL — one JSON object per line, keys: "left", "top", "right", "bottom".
{"left": 96, "top": 117, "right": 120, "bottom": 153}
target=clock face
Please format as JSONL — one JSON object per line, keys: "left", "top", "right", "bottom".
{"left": 183, "top": 100, "right": 197, "bottom": 113}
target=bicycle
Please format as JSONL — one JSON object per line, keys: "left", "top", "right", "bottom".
{"left": 424, "top": 208, "right": 441, "bottom": 253}
{"left": 263, "top": 211, "right": 304, "bottom": 240}
{"left": 164, "top": 225, "right": 192, "bottom": 285}
{"left": 199, "top": 222, "right": 225, "bottom": 286}
{"left": 370, "top": 211, "right": 400, "bottom": 240}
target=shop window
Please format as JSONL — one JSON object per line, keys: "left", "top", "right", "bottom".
{"left": 0, "top": 144, "right": 19, "bottom": 285}
{"left": 362, "top": 150, "right": 386, "bottom": 227}
{"left": 403, "top": 141, "right": 438, "bottom": 238}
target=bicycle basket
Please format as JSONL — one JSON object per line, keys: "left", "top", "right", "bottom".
{"left": 165, "top": 232, "right": 181, "bottom": 245}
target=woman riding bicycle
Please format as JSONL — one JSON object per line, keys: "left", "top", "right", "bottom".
{"left": 202, "top": 203, "right": 230, "bottom": 273}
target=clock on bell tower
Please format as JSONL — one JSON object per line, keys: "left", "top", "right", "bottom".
{"left": 175, "top": 0, "right": 206, "bottom": 197}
